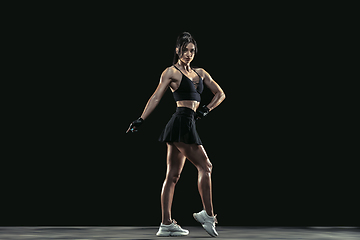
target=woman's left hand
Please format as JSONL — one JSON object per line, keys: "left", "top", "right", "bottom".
{"left": 196, "top": 105, "right": 210, "bottom": 120}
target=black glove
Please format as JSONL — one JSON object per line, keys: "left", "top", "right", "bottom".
{"left": 196, "top": 105, "right": 210, "bottom": 120}
{"left": 126, "top": 117, "right": 144, "bottom": 133}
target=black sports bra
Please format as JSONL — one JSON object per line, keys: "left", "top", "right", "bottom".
{"left": 172, "top": 65, "right": 204, "bottom": 102}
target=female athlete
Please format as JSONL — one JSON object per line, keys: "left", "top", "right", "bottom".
{"left": 126, "top": 32, "right": 225, "bottom": 237}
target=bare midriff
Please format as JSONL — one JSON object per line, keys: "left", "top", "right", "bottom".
{"left": 176, "top": 100, "right": 200, "bottom": 112}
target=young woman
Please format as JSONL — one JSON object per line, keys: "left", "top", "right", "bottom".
{"left": 126, "top": 32, "right": 225, "bottom": 237}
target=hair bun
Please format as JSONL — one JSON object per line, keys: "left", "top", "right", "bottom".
{"left": 182, "top": 32, "right": 192, "bottom": 38}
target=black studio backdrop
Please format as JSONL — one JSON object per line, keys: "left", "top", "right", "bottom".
{"left": 9, "top": 4, "right": 357, "bottom": 227}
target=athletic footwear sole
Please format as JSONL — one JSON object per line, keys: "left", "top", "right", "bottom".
{"left": 156, "top": 231, "right": 189, "bottom": 237}
{"left": 193, "top": 213, "right": 218, "bottom": 237}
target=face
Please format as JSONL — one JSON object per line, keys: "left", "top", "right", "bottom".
{"left": 177, "top": 43, "right": 196, "bottom": 64}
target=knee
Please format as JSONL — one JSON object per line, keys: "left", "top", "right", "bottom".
{"left": 207, "top": 161, "right": 213, "bottom": 173}
{"left": 198, "top": 159, "right": 213, "bottom": 174}
{"left": 167, "top": 173, "right": 181, "bottom": 184}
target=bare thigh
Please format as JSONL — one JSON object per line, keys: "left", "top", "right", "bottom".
{"left": 172, "top": 142, "right": 212, "bottom": 171}
{"left": 166, "top": 143, "right": 186, "bottom": 179}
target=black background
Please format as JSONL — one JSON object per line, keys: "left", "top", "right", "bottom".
{"left": 5, "top": 3, "right": 357, "bottom": 226}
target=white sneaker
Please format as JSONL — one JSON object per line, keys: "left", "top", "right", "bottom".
{"left": 193, "top": 210, "right": 218, "bottom": 237}
{"left": 156, "top": 219, "right": 189, "bottom": 237}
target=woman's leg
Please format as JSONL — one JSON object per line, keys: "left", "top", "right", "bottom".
{"left": 161, "top": 142, "right": 186, "bottom": 225}
{"left": 173, "top": 142, "right": 214, "bottom": 217}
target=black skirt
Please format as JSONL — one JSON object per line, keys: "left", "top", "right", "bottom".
{"left": 158, "top": 107, "right": 202, "bottom": 145}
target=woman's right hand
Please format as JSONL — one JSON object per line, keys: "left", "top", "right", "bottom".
{"left": 126, "top": 118, "right": 144, "bottom": 133}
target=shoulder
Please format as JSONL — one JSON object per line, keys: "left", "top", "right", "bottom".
{"left": 162, "top": 66, "right": 178, "bottom": 76}
{"left": 194, "top": 67, "right": 206, "bottom": 74}
{"left": 194, "top": 67, "right": 211, "bottom": 79}
{"left": 161, "top": 66, "right": 180, "bottom": 82}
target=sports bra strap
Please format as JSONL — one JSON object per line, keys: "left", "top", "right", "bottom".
{"left": 192, "top": 68, "right": 202, "bottom": 80}
{"left": 173, "top": 65, "right": 202, "bottom": 80}
{"left": 173, "top": 65, "right": 181, "bottom": 72}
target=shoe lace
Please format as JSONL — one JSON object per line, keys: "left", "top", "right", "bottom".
{"left": 213, "top": 214, "right": 218, "bottom": 224}
{"left": 172, "top": 219, "right": 181, "bottom": 227}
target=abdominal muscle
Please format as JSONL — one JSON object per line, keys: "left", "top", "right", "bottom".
{"left": 176, "top": 100, "right": 200, "bottom": 112}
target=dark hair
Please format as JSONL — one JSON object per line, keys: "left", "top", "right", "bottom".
{"left": 173, "top": 32, "right": 198, "bottom": 65}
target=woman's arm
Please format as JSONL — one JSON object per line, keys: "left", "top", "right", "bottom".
{"left": 126, "top": 68, "right": 172, "bottom": 133}
{"left": 201, "top": 69, "right": 226, "bottom": 111}
{"left": 140, "top": 68, "right": 172, "bottom": 120}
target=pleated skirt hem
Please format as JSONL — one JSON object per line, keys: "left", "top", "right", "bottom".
{"left": 158, "top": 107, "right": 202, "bottom": 145}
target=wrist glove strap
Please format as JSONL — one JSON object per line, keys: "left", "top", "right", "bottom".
{"left": 126, "top": 117, "right": 144, "bottom": 133}
{"left": 196, "top": 105, "right": 210, "bottom": 120}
